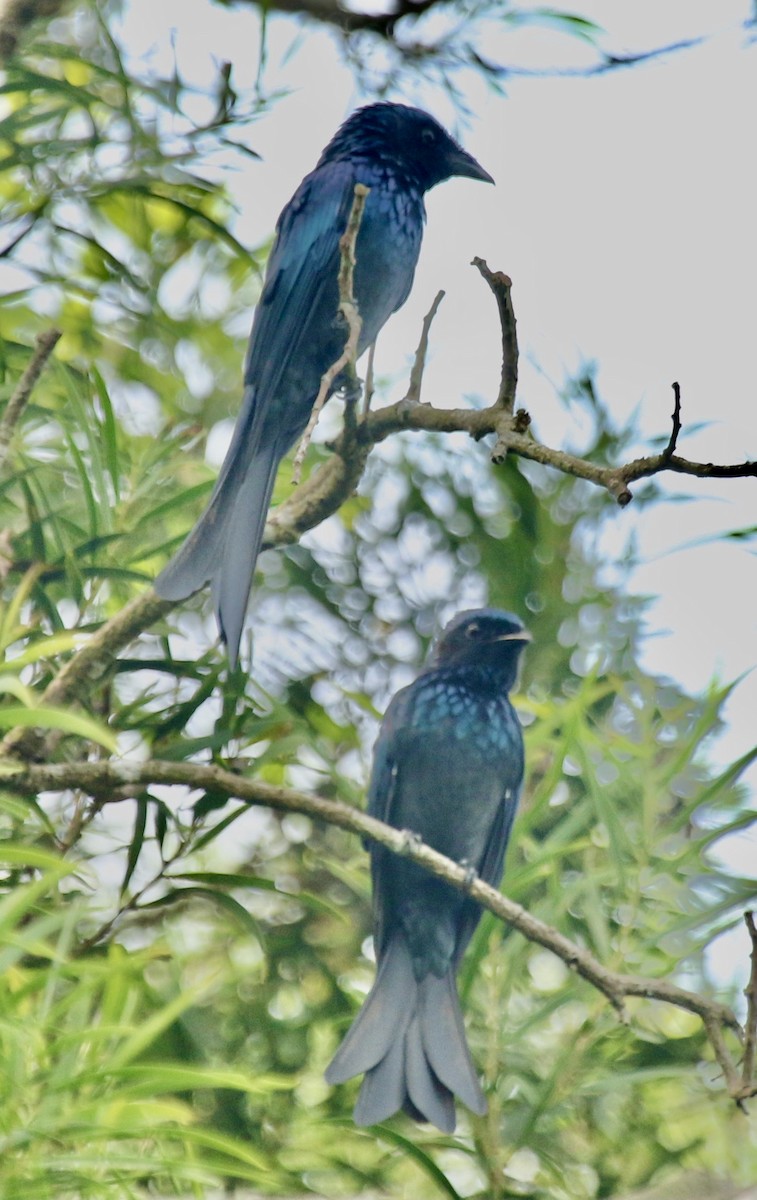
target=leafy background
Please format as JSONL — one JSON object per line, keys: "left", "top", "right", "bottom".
{"left": 0, "top": 1, "right": 755, "bottom": 1197}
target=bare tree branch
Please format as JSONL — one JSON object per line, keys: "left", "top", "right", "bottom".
{"left": 357, "top": 371, "right": 756, "bottom": 506}
{"left": 404, "top": 289, "right": 445, "bottom": 405}
{"left": 0, "top": 753, "right": 745, "bottom": 1092}
{"left": 740, "top": 910, "right": 757, "bottom": 1104}
{"left": 216, "top": 0, "right": 709, "bottom": 83}
{"left": 0, "top": 329, "right": 61, "bottom": 472}
{"left": 222, "top": 0, "right": 443, "bottom": 41}
{"left": 472, "top": 257, "right": 517, "bottom": 413}
{"left": 661, "top": 380, "right": 682, "bottom": 464}
{"left": 705, "top": 1012, "right": 746, "bottom": 1099}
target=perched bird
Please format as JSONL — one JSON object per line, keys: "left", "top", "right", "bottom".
{"left": 155, "top": 104, "right": 493, "bottom": 665}
{"left": 326, "top": 609, "right": 530, "bottom": 1132}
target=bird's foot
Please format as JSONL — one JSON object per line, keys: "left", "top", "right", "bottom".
{"left": 400, "top": 829, "right": 424, "bottom": 855}
{"left": 396, "top": 395, "right": 429, "bottom": 422}
{"left": 459, "top": 859, "right": 478, "bottom": 891}
{"left": 336, "top": 368, "right": 362, "bottom": 403}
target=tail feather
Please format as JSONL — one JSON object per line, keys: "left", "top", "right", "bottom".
{"left": 420, "top": 971, "right": 487, "bottom": 1115}
{"left": 325, "top": 934, "right": 487, "bottom": 1131}
{"left": 325, "top": 936, "right": 415, "bottom": 1084}
{"left": 210, "top": 448, "right": 280, "bottom": 666}
{"left": 155, "top": 490, "right": 227, "bottom": 602}
{"left": 404, "top": 1012, "right": 457, "bottom": 1133}
{"left": 352, "top": 1035, "right": 407, "bottom": 1127}
{"left": 155, "top": 392, "right": 283, "bottom": 666}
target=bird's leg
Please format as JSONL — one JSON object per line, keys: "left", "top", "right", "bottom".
{"left": 362, "top": 341, "right": 376, "bottom": 417}
{"left": 340, "top": 366, "right": 362, "bottom": 405}
{"left": 340, "top": 365, "right": 363, "bottom": 442}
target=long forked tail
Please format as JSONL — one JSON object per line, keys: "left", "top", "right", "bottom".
{"left": 325, "top": 935, "right": 486, "bottom": 1132}
{"left": 155, "top": 406, "right": 283, "bottom": 666}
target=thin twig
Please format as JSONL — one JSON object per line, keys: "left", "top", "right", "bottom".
{"left": 76, "top": 829, "right": 192, "bottom": 953}
{"left": 0, "top": 329, "right": 61, "bottom": 472}
{"left": 359, "top": 394, "right": 757, "bottom": 502}
{"left": 404, "top": 289, "right": 445, "bottom": 405}
{"left": 226, "top": 0, "right": 705, "bottom": 81}
{"left": 704, "top": 1014, "right": 744, "bottom": 1099}
{"left": 472, "top": 258, "right": 518, "bottom": 413}
{"left": 0, "top": 754, "right": 745, "bottom": 1055}
{"left": 741, "top": 910, "right": 757, "bottom": 1100}
{"left": 291, "top": 183, "right": 369, "bottom": 483}
{"left": 661, "top": 380, "right": 683, "bottom": 464}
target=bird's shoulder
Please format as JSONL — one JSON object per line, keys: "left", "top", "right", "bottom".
{"left": 368, "top": 665, "right": 523, "bottom": 826}
{"left": 259, "top": 157, "right": 415, "bottom": 306}
{"left": 406, "top": 663, "right": 517, "bottom": 731}
{"left": 250, "top": 161, "right": 357, "bottom": 342}
{"left": 278, "top": 155, "right": 425, "bottom": 244}
{"left": 267, "top": 160, "right": 356, "bottom": 271}
{"left": 375, "top": 665, "right": 521, "bottom": 772}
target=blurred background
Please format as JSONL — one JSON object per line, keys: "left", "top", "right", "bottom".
{"left": 0, "top": 1, "right": 755, "bottom": 1196}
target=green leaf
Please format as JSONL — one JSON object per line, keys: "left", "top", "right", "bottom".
{"left": 106, "top": 1062, "right": 295, "bottom": 1097}
{"left": 0, "top": 703, "right": 117, "bottom": 751}
{"left": 139, "top": 885, "right": 263, "bottom": 939}
{"left": 108, "top": 982, "right": 216, "bottom": 1071}
{"left": 354, "top": 1122, "right": 463, "bottom": 1199}
{"left": 120, "top": 793, "right": 148, "bottom": 896}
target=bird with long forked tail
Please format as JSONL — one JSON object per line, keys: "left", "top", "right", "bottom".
{"left": 326, "top": 609, "right": 529, "bottom": 1132}
{"left": 155, "top": 104, "right": 493, "bottom": 665}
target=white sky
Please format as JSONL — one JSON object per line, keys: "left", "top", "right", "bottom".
{"left": 119, "top": 0, "right": 756, "bottom": 978}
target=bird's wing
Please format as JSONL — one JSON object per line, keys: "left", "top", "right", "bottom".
{"left": 366, "top": 684, "right": 417, "bottom": 957}
{"left": 451, "top": 777, "right": 521, "bottom": 965}
{"left": 366, "top": 683, "right": 415, "bottom": 824}
{"left": 475, "top": 777, "right": 520, "bottom": 890}
{"left": 243, "top": 160, "right": 358, "bottom": 413}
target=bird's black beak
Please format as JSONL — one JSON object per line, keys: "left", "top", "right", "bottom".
{"left": 448, "top": 146, "right": 495, "bottom": 185}
{"left": 496, "top": 629, "right": 532, "bottom": 643}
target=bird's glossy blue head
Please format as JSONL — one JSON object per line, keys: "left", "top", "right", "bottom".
{"left": 433, "top": 608, "right": 530, "bottom": 676}
{"left": 319, "top": 103, "right": 494, "bottom": 192}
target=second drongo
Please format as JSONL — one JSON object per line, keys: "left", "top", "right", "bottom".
{"left": 326, "top": 608, "right": 530, "bottom": 1132}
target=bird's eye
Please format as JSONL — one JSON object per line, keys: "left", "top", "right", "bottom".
{"left": 421, "top": 127, "right": 436, "bottom": 145}
{"left": 465, "top": 622, "right": 480, "bottom": 638}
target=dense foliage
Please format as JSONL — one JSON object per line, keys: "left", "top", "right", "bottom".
{"left": 0, "top": 4, "right": 754, "bottom": 1197}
